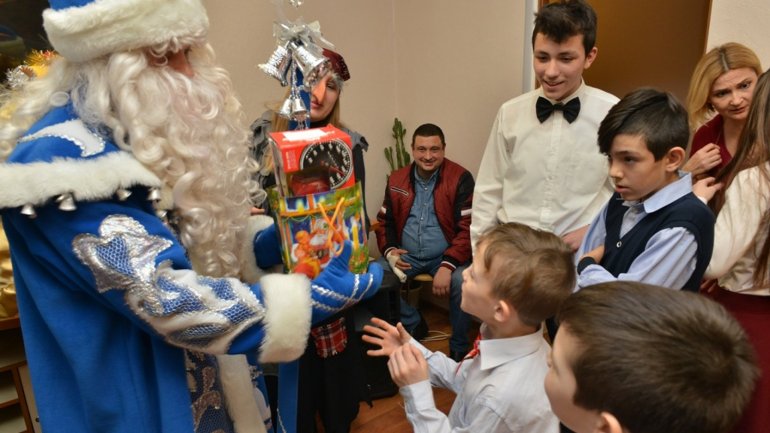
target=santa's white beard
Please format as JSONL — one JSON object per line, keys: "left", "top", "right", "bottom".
{"left": 117, "top": 52, "right": 256, "bottom": 277}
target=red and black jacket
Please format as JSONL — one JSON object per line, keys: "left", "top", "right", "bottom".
{"left": 375, "top": 158, "right": 474, "bottom": 270}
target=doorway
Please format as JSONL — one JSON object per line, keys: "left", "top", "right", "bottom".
{"left": 539, "top": 0, "right": 712, "bottom": 102}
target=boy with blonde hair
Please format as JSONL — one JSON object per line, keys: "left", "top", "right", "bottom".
{"left": 364, "top": 222, "right": 575, "bottom": 432}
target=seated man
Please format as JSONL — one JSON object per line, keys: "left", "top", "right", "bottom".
{"left": 375, "top": 123, "right": 474, "bottom": 360}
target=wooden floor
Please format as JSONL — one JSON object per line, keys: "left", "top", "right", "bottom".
{"left": 349, "top": 303, "right": 479, "bottom": 433}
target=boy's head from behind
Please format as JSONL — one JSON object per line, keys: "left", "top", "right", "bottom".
{"left": 545, "top": 282, "right": 758, "bottom": 433}
{"left": 598, "top": 88, "right": 688, "bottom": 201}
{"left": 463, "top": 223, "right": 575, "bottom": 329}
{"left": 532, "top": 0, "right": 598, "bottom": 102}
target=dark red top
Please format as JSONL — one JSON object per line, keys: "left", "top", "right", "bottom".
{"left": 690, "top": 115, "right": 733, "bottom": 178}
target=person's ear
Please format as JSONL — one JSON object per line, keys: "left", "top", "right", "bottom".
{"left": 664, "top": 147, "right": 686, "bottom": 172}
{"left": 584, "top": 46, "right": 598, "bottom": 70}
{"left": 594, "top": 411, "right": 624, "bottom": 433}
{"left": 493, "top": 299, "right": 512, "bottom": 323}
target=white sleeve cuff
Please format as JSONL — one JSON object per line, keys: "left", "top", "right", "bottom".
{"left": 257, "top": 273, "right": 312, "bottom": 363}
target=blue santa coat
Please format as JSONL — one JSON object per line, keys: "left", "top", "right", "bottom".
{"left": 0, "top": 103, "right": 313, "bottom": 433}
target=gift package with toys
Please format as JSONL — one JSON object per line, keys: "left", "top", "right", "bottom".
{"left": 268, "top": 126, "right": 368, "bottom": 278}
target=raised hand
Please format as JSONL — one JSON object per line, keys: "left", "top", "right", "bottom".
{"left": 683, "top": 143, "right": 722, "bottom": 177}
{"left": 362, "top": 317, "right": 412, "bottom": 357}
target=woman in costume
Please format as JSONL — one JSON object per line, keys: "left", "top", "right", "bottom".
{"left": 251, "top": 48, "right": 372, "bottom": 433}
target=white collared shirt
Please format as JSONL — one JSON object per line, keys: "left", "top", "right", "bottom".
{"left": 471, "top": 82, "right": 618, "bottom": 248}
{"left": 399, "top": 327, "right": 558, "bottom": 433}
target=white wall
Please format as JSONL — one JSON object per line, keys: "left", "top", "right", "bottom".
{"left": 204, "top": 0, "right": 526, "bottom": 221}
{"left": 706, "top": 0, "right": 770, "bottom": 68}
{"left": 392, "top": 1, "right": 524, "bottom": 183}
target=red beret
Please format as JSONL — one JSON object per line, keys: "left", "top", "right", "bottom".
{"left": 322, "top": 48, "right": 350, "bottom": 81}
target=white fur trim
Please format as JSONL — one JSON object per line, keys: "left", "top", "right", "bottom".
{"left": 217, "top": 355, "right": 268, "bottom": 433}
{"left": 258, "top": 273, "right": 312, "bottom": 363}
{"left": 0, "top": 152, "right": 161, "bottom": 208}
{"left": 43, "top": 0, "right": 209, "bottom": 62}
{"left": 240, "top": 215, "right": 275, "bottom": 284}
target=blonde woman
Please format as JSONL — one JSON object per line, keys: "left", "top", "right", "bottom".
{"left": 250, "top": 49, "right": 375, "bottom": 433}
{"left": 685, "top": 43, "right": 761, "bottom": 181}
{"left": 696, "top": 69, "right": 770, "bottom": 433}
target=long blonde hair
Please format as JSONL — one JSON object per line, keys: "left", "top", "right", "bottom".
{"left": 686, "top": 43, "right": 762, "bottom": 129}
{"left": 715, "top": 69, "right": 770, "bottom": 287}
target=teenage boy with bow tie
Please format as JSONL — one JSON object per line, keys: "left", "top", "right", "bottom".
{"left": 471, "top": 0, "right": 618, "bottom": 253}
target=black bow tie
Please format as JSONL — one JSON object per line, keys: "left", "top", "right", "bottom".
{"left": 536, "top": 96, "right": 581, "bottom": 123}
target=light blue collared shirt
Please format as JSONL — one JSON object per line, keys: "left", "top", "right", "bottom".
{"left": 576, "top": 172, "right": 698, "bottom": 290}
{"left": 401, "top": 166, "right": 449, "bottom": 265}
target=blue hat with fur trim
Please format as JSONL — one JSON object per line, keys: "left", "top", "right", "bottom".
{"left": 43, "top": 0, "right": 209, "bottom": 63}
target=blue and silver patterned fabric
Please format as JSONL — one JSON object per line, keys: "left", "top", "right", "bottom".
{"left": 0, "top": 99, "right": 382, "bottom": 433}
{"left": 0, "top": 103, "right": 298, "bottom": 433}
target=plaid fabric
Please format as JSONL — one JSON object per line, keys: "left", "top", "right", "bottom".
{"left": 310, "top": 316, "right": 348, "bottom": 358}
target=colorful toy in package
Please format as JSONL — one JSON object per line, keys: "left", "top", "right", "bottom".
{"left": 268, "top": 183, "right": 368, "bottom": 279}
{"left": 269, "top": 125, "right": 355, "bottom": 197}
{"left": 267, "top": 125, "right": 368, "bottom": 278}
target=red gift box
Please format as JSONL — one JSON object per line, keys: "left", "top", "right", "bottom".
{"left": 269, "top": 125, "right": 356, "bottom": 197}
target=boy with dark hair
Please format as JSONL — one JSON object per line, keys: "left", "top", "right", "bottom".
{"left": 576, "top": 88, "right": 715, "bottom": 291}
{"left": 545, "top": 281, "right": 758, "bottom": 433}
{"left": 533, "top": 0, "right": 596, "bottom": 52}
{"left": 472, "top": 0, "right": 618, "bottom": 252}
{"left": 366, "top": 222, "right": 575, "bottom": 433}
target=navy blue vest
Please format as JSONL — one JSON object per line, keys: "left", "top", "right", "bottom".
{"left": 600, "top": 192, "right": 715, "bottom": 291}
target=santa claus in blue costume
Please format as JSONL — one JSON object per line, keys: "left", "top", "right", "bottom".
{"left": 0, "top": 1, "right": 382, "bottom": 432}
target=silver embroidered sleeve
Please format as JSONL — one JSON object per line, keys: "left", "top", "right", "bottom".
{"left": 310, "top": 274, "right": 375, "bottom": 314}
{"left": 73, "top": 214, "right": 266, "bottom": 352}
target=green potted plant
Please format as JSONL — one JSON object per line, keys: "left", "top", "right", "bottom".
{"left": 384, "top": 117, "right": 410, "bottom": 175}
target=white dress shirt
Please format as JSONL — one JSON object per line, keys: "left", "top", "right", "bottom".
{"left": 705, "top": 165, "right": 770, "bottom": 296}
{"left": 471, "top": 82, "right": 618, "bottom": 248}
{"left": 399, "top": 327, "right": 558, "bottom": 433}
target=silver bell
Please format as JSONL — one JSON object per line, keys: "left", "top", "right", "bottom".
{"left": 147, "top": 188, "right": 161, "bottom": 202}
{"left": 21, "top": 204, "right": 37, "bottom": 218}
{"left": 258, "top": 45, "right": 292, "bottom": 86}
{"left": 290, "top": 96, "right": 308, "bottom": 122}
{"left": 277, "top": 96, "right": 294, "bottom": 119}
{"left": 57, "top": 193, "right": 77, "bottom": 211}
{"left": 288, "top": 40, "right": 330, "bottom": 90}
{"left": 116, "top": 189, "right": 132, "bottom": 201}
